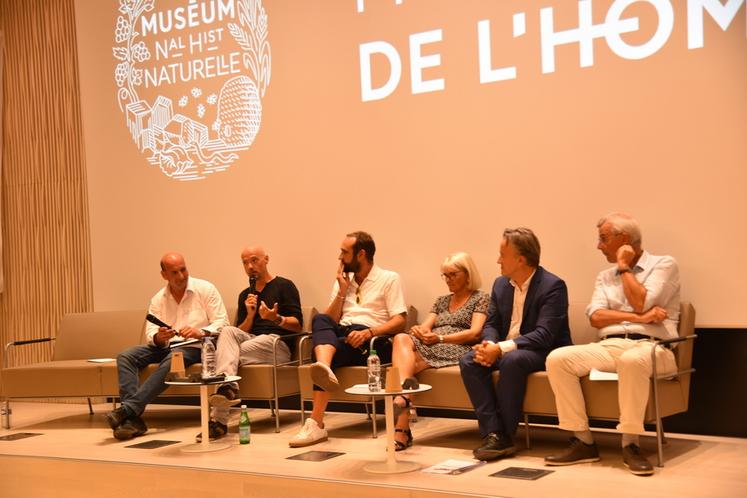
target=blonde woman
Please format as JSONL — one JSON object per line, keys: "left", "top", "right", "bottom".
{"left": 390, "top": 252, "right": 488, "bottom": 450}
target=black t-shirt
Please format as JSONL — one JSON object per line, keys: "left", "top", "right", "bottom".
{"left": 235, "top": 276, "right": 303, "bottom": 336}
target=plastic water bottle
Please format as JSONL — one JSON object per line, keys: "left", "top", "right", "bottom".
{"left": 239, "top": 404, "right": 251, "bottom": 444}
{"left": 367, "top": 349, "right": 381, "bottom": 392}
{"left": 201, "top": 336, "right": 217, "bottom": 378}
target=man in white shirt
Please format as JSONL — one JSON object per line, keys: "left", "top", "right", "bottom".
{"left": 106, "top": 253, "right": 229, "bottom": 440}
{"left": 544, "top": 213, "right": 680, "bottom": 476}
{"left": 289, "top": 231, "right": 407, "bottom": 447}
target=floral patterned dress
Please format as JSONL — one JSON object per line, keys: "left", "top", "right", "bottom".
{"left": 413, "top": 290, "right": 489, "bottom": 368}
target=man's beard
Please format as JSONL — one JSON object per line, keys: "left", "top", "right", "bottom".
{"left": 343, "top": 260, "right": 359, "bottom": 273}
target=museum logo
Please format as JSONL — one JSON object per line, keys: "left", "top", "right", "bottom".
{"left": 113, "top": 0, "right": 271, "bottom": 180}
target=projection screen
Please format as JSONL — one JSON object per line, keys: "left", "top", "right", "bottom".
{"left": 74, "top": 0, "right": 747, "bottom": 327}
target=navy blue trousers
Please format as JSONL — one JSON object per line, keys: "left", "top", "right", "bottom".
{"left": 311, "top": 313, "right": 392, "bottom": 391}
{"left": 459, "top": 348, "right": 547, "bottom": 438}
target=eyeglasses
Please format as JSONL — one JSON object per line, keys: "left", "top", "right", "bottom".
{"left": 598, "top": 232, "right": 621, "bottom": 244}
{"left": 441, "top": 270, "right": 464, "bottom": 281}
{"left": 355, "top": 285, "right": 362, "bottom": 304}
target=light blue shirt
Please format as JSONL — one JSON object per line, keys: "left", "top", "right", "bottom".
{"left": 586, "top": 251, "right": 680, "bottom": 340}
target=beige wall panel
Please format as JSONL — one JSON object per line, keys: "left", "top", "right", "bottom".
{"left": 0, "top": 0, "right": 92, "bottom": 386}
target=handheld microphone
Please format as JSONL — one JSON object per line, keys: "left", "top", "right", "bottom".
{"left": 249, "top": 275, "right": 257, "bottom": 295}
{"left": 146, "top": 313, "right": 172, "bottom": 330}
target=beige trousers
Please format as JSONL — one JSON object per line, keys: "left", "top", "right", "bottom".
{"left": 215, "top": 326, "right": 291, "bottom": 375}
{"left": 545, "top": 338, "right": 677, "bottom": 434}
{"left": 212, "top": 326, "right": 291, "bottom": 425}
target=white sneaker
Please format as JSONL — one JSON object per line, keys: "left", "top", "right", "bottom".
{"left": 289, "top": 418, "right": 328, "bottom": 448}
{"left": 310, "top": 362, "right": 340, "bottom": 392}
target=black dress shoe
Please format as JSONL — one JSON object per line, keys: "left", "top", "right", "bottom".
{"left": 623, "top": 444, "right": 654, "bottom": 476}
{"left": 113, "top": 415, "right": 148, "bottom": 440}
{"left": 473, "top": 432, "right": 516, "bottom": 461}
{"left": 196, "top": 420, "right": 229, "bottom": 442}
{"left": 106, "top": 406, "right": 129, "bottom": 430}
{"left": 545, "top": 437, "right": 601, "bottom": 466}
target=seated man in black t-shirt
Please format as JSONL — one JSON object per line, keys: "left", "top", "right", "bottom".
{"left": 197, "top": 246, "right": 303, "bottom": 442}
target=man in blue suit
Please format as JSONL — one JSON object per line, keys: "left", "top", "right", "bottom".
{"left": 460, "top": 227, "right": 571, "bottom": 461}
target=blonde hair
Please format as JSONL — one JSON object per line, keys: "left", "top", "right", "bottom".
{"left": 441, "top": 252, "right": 482, "bottom": 291}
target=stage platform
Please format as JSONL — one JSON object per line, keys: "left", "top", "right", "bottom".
{"left": 1, "top": 401, "right": 745, "bottom": 498}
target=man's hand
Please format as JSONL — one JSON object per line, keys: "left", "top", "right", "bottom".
{"left": 473, "top": 340, "right": 501, "bottom": 367}
{"left": 616, "top": 244, "right": 636, "bottom": 269}
{"left": 336, "top": 261, "right": 351, "bottom": 296}
{"left": 346, "top": 329, "right": 371, "bottom": 349}
{"left": 258, "top": 301, "right": 279, "bottom": 321}
{"left": 244, "top": 293, "right": 258, "bottom": 314}
{"left": 154, "top": 326, "right": 176, "bottom": 347}
{"left": 179, "top": 326, "right": 204, "bottom": 340}
{"left": 640, "top": 306, "right": 668, "bottom": 323}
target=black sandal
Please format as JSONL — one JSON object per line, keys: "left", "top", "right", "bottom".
{"left": 394, "top": 428, "right": 413, "bottom": 451}
{"left": 393, "top": 395, "right": 412, "bottom": 423}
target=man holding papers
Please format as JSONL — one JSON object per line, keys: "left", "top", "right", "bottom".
{"left": 106, "top": 252, "right": 228, "bottom": 440}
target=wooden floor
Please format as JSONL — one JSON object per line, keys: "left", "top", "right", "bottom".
{"left": 0, "top": 401, "right": 745, "bottom": 498}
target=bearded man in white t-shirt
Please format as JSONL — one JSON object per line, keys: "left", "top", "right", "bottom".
{"left": 289, "top": 231, "right": 408, "bottom": 447}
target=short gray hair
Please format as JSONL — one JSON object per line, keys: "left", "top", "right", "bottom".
{"left": 503, "top": 228, "right": 541, "bottom": 268}
{"left": 597, "top": 212, "right": 642, "bottom": 247}
{"left": 441, "top": 252, "right": 482, "bottom": 291}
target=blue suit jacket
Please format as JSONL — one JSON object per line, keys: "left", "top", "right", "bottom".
{"left": 482, "top": 266, "right": 571, "bottom": 352}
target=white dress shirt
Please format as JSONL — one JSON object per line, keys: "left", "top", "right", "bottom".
{"left": 145, "top": 276, "right": 229, "bottom": 346}
{"left": 329, "top": 265, "right": 407, "bottom": 328}
{"left": 586, "top": 251, "right": 680, "bottom": 340}
{"left": 499, "top": 270, "right": 536, "bottom": 353}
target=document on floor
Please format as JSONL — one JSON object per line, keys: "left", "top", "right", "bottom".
{"left": 286, "top": 451, "right": 344, "bottom": 462}
{"left": 589, "top": 368, "right": 619, "bottom": 381}
{"left": 126, "top": 440, "right": 180, "bottom": 449}
{"left": 422, "top": 459, "right": 486, "bottom": 475}
{"left": 0, "top": 432, "right": 43, "bottom": 441}
{"left": 490, "top": 467, "right": 554, "bottom": 480}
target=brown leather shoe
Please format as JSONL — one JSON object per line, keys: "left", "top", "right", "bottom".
{"left": 105, "top": 406, "right": 129, "bottom": 430}
{"left": 113, "top": 415, "right": 147, "bottom": 440}
{"left": 209, "top": 384, "right": 242, "bottom": 407}
{"left": 622, "top": 444, "right": 654, "bottom": 476}
{"left": 545, "top": 437, "right": 600, "bottom": 466}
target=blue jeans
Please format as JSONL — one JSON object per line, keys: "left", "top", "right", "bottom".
{"left": 116, "top": 344, "right": 202, "bottom": 416}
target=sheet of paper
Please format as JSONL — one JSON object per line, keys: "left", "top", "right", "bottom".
{"left": 87, "top": 358, "right": 116, "bottom": 363}
{"left": 169, "top": 338, "right": 200, "bottom": 348}
{"left": 589, "top": 368, "right": 619, "bottom": 381}
{"left": 422, "top": 459, "right": 485, "bottom": 475}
